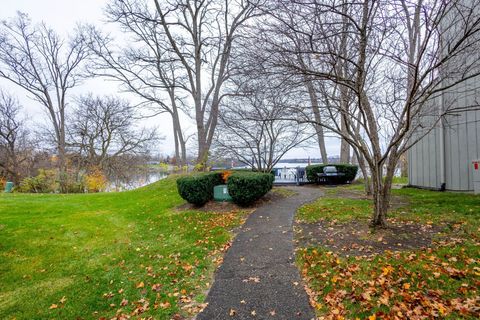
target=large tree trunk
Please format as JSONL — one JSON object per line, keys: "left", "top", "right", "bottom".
{"left": 305, "top": 80, "right": 328, "bottom": 164}
{"left": 196, "top": 140, "right": 209, "bottom": 170}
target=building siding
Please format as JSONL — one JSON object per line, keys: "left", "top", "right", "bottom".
{"left": 408, "top": 77, "right": 480, "bottom": 191}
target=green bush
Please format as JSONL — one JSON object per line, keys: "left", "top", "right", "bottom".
{"left": 17, "top": 169, "right": 58, "bottom": 193}
{"left": 176, "top": 172, "right": 222, "bottom": 206}
{"left": 306, "top": 164, "right": 358, "bottom": 184}
{"left": 16, "top": 169, "right": 87, "bottom": 193}
{"left": 227, "top": 171, "right": 274, "bottom": 206}
{"left": 177, "top": 171, "right": 274, "bottom": 206}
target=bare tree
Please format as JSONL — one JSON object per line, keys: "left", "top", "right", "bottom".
{"left": 151, "top": 0, "right": 261, "bottom": 167}
{"left": 263, "top": 0, "right": 480, "bottom": 227}
{"left": 69, "top": 94, "right": 159, "bottom": 175}
{"left": 0, "top": 13, "right": 89, "bottom": 192}
{"left": 215, "top": 79, "right": 311, "bottom": 172}
{"left": 231, "top": 24, "right": 331, "bottom": 164}
{"left": 85, "top": 2, "right": 189, "bottom": 165}
{"left": 87, "top": 0, "right": 261, "bottom": 167}
{"left": 0, "top": 90, "right": 32, "bottom": 184}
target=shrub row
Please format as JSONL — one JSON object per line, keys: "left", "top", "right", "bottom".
{"left": 176, "top": 172, "right": 222, "bottom": 205}
{"left": 306, "top": 164, "right": 358, "bottom": 184}
{"left": 176, "top": 171, "right": 273, "bottom": 206}
{"left": 227, "top": 171, "right": 274, "bottom": 206}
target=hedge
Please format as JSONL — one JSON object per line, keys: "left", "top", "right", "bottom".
{"left": 176, "top": 172, "right": 222, "bottom": 205}
{"left": 306, "top": 164, "right": 358, "bottom": 184}
{"left": 177, "top": 171, "right": 274, "bottom": 206}
{"left": 227, "top": 171, "right": 274, "bottom": 206}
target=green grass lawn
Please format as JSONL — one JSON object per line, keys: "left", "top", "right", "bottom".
{"left": 0, "top": 177, "right": 248, "bottom": 319}
{"left": 296, "top": 185, "right": 480, "bottom": 319}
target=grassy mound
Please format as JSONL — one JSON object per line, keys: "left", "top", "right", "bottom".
{"left": 0, "top": 177, "right": 247, "bottom": 319}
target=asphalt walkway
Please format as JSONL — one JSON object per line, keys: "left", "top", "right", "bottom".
{"left": 196, "top": 187, "right": 322, "bottom": 320}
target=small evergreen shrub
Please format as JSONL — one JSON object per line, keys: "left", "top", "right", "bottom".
{"left": 227, "top": 171, "right": 274, "bottom": 206}
{"left": 306, "top": 164, "right": 358, "bottom": 183}
{"left": 176, "top": 172, "right": 222, "bottom": 205}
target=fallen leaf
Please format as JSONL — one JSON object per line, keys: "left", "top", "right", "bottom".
{"left": 152, "top": 283, "right": 162, "bottom": 291}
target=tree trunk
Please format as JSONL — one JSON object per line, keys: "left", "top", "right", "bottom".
{"left": 173, "top": 126, "right": 180, "bottom": 165}
{"left": 360, "top": 160, "right": 372, "bottom": 196}
{"left": 370, "top": 156, "right": 397, "bottom": 228}
{"left": 339, "top": 115, "right": 350, "bottom": 163}
{"left": 371, "top": 184, "right": 389, "bottom": 227}
{"left": 353, "top": 147, "right": 372, "bottom": 195}
{"left": 196, "top": 140, "right": 209, "bottom": 170}
{"left": 305, "top": 80, "right": 328, "bottom": 164}
{"left": 400, "top": 152, "right": 408, "bottom": 178}
{"left": 179, "top": 138, "right": 187, "bottom": 166}
{"left": 58, "top": 142, "right": 67, "bottom": 193}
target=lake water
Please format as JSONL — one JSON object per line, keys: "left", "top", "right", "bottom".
{"left": 106, "top": 171, "right": 168, "bottom": 192}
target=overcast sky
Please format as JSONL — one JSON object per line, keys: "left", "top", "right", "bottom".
{"left": 0, "top": 0, "right": 341, "bottom": 159}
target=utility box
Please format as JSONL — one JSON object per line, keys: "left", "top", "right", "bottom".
{"left": 213, "top": 184, "right": 232, "bottom": 202}
{"left": 473, "top": 160, "right": 480, "bottom": 195}
{"left": 4, "top": 181, "right": 13, "bottom": 193}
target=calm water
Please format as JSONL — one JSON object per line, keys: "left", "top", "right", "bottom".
{"left": 106, "top": 171, "right": 168, "bottom": 192}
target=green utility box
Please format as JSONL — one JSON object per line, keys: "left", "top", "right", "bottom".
{"left": 4, "top": 181, "right": 14, "bottom": 193}
{"left": 213, "top": 184, "right": 232, "bottom": 202}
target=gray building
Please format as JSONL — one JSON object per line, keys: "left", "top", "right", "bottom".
{"left": 408, "top": 88, "right": 480, "bottom": 191}
{"left": 408, "top": 0, "right": 480, "bottom": 192}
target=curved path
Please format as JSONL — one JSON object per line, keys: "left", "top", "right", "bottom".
{"left": 197, "top": 187, "right": 322, "bottom": 320}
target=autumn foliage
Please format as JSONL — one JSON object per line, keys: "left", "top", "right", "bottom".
{"left": 221, "top": 170, "right": 232, "bottom": 183}
{"left": 299, "top": 246, "right": 479, "bottom": 319}
{"left": 85, "top": 168, "right": 108, "bottom": 193}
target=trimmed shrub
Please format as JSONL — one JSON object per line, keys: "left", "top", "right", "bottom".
{"left": 176, "top": 172, "right": 222, "bottom": 205}
{"left": 306, "top": 164, "right": 358, "bottom": 184}
{"left": 335, "top": 164, "right": 359, "bottom": 182}
{"left": 227, "top": 171, "right": 274, "bottom": 206}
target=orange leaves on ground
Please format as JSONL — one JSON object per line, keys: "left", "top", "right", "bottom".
{"left": 382, "top": 265, "right": 394, "bottom": 276}
{"left": 298, "top": 247, "right": 480, "bottom": 319}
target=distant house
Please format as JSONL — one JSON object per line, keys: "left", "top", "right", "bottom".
{"left": 408, "top": 2, "right": 480, "bottom": 191}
